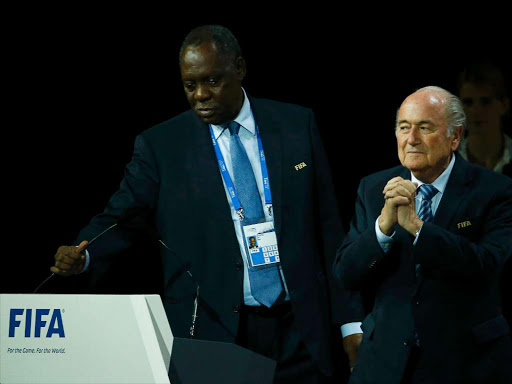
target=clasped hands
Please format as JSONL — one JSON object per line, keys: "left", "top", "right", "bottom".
{"left": 378, "top": 177, "right": 423, "bottom": 237}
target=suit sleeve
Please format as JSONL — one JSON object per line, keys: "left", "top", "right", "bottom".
{"left": 414, "top": 179, "right": 512, "bottom": 280}
{"left": 75, "top": 134, "right": 160, "bottom": 273}
{"left": 309, "top": 111, "right": 364, "bottom": 324}
{"left": 334, "top": 177, "right": 387, "bottom": 291}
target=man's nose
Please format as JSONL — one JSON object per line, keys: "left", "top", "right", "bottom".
{"left": 407, "top": 127, "right": 421, "bottom": 145}
{"left": 194, "top": 84, "right": 211, "bottom": 102}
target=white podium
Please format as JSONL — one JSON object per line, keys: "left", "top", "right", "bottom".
{"left": 0, "top": 294, "right": 172, "bottom": 384}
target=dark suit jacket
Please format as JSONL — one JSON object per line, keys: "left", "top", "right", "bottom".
{"left": 335, "top": 154, "right": 512, "bottom": 383}
{"left": 76, "top": 96, "right": 364, "bottom": 375}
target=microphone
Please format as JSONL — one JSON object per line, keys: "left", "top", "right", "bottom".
{"left": 34, "top": 207, "right": 150, "bottom": 294}
{"left": 116, "top": 213, "right": 200, "bottom": 336}
{"left": 158, "top": 239, "right": 234, "bottom": 338}
{"left": 158, "top": 239, "right": 200, "bottom": 337}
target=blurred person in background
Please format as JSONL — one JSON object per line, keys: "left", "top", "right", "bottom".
{"left": 457, "top": 59, "right": 511, "bottom": 176}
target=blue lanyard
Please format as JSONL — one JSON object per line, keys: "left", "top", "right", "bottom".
{"left": 209, "top": 121, "right": 273, "bottom": 220}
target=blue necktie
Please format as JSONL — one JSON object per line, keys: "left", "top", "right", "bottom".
{"left": 228, "top": 121, "right": 283, "bottom": 307}
{"left": 415, "top": 184, "right": 438, "bottom": 278}
{"left": 414, "top": 184, "right": 439, "bottom": 345}
{"left": 417, "top": 184, "right": 438, "bottom": 223}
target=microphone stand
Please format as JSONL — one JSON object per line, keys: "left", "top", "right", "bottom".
{"left": 159, "top": 239, "right": 199, "bottom": 337}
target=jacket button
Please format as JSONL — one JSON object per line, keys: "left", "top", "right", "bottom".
{"left": 233, "top": 305, "right": 241, "bottom": 313}
{"left": 235, "top": 262, "right": 243, "bottom": 271}
{"left": 404, "top": 340, "right": 409, "bottom": 346}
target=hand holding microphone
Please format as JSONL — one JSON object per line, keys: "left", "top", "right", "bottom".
{"left": 50, "top": 240, "right": 89, "bottom": 276}
{"left": 35, "top": 209, "right": 140, "bottom": 292}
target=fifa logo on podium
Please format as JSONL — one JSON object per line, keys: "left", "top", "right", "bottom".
{"left": 8, "top": 309, "right": 65, "bottom": 338}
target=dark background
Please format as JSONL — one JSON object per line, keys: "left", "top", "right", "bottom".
{"left": 3, "top": 12, "right": 510, "bottom": 307}
{"left": 2, "top": 11, "right": 510, "bottom": 381}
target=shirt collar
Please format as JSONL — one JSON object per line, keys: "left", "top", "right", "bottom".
{"left": 210, "top": 88, "right": 255, "bottom": 140}
{"left": 410, "top": 153, "right": 456, "bottom": 195}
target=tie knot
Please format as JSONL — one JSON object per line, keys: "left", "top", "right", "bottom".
{"left": 227, "top": 121, "right": 240, "bottom": 136}
{"left": 418, "top": 184, "right": 438, "bottom": 201}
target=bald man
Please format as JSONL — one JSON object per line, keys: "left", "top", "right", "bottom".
{"left": 335, "top": 86, "right": 512, "bottom": 383}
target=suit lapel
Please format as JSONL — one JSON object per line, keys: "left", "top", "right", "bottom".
{"left": 414, "top": 154, "right": 473, "bottom": 292}
{"left": 432, "top": 154, "right": 473, "bottom": 228}
{"left": 189, "top": 113, "right": 234, "bottom": 225}
{"left": 399, "top": 156, "right": 473, "bottom": 229}
{"left": 249, "top": 97, "right": 283, "bottom": 241}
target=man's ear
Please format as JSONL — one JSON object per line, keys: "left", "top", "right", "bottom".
{"left": 234, "top": 57, "right": 247, "bottom": 81}
{"left": 451, "top": 125, "right": 464, "bottom": 151}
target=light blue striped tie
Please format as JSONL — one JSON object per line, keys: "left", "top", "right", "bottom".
{"left": 416, "top": 184, "right": 438, "bottom": 277}
{"left": 228, "top": 121, "right": 283, "bottom": 307}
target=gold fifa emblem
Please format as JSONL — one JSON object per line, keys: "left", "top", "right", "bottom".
{"left": 295, "top": 162, "right": 307, "bottom": 171}
{"left": 457, "top": 220, "right": 472, "bottom": 229}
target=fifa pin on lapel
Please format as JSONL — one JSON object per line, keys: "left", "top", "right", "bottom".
{"left": 294, "top": 162, "right": 307, "bottom": 171}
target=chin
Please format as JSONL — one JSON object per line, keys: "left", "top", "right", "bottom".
{"left": 208, "top": 115, "right": 231, "bottom": 126}
{"left": 201, "top": 117, "right": 214, "bottom": 124}
{"left": 404, "top": 161, "right": 427, "bottom": 173}
{"left": 196, "top": 115, "right": 218, "bottom": 125}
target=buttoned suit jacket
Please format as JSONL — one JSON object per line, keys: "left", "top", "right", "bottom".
{"left": 76, "top": 96, "right": 364, "bottom": 376}
{"left": 335, "top": 153, "right": 512, "bottom": 383}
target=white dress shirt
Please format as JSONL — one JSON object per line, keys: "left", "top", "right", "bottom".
{"left": 210, "top": 89, "right": 290, "bottom": 306}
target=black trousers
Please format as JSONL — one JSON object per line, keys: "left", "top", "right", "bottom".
{"left": 236, "top": 303, "right": 331, "bottom": 384}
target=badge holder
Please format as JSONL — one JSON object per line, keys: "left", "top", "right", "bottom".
{"left": 242, "top": 221, "right": 280, "bottom": 269}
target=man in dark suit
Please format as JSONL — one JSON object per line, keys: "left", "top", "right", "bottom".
{"left": 52, "top": 25, "right": 363, "bottom": 383}
{"left": 334, "top": 86, "right": 512, "bottom": 383}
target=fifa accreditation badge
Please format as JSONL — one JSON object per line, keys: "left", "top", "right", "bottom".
{"left": 243, "top": 221, "right": 280, "bottom": 268}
